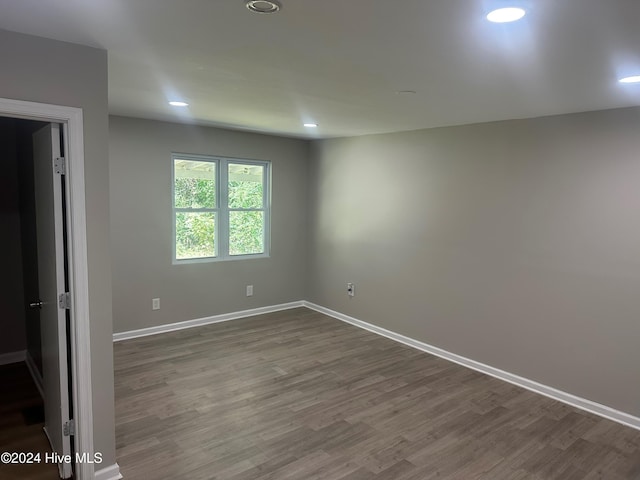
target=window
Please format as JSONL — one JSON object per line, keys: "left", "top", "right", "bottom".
{"left": 172, "top": 153, "right": 270, "bottom": 262}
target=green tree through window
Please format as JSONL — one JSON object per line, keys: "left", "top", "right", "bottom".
{"left": 173, "top": 154, "right": 269, "bottom": 261}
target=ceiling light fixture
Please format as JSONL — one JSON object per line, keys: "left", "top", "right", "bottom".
{"left": 486, "top": 7, "right": 526, "bottom": 23}
{"left": 619, "top": 75, "right": 640, "bottom": 84}
{"left": 246, "top": 0, "right": 281, "bottom": 14}
{"left": 303, "top": 123, "right": 318, "bottom": 128}
{"left": 169, "top": 101, "right": 189, "bottom": 107}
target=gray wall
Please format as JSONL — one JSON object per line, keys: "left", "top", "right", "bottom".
{"left": 109, "top": 116, "right": 309, "bottom": 332}
{"left": 0, "top": 29, "right": 116, "bottom": 465}
{"left": 0, "top": 119, "right": 27, "bottom": 356}
{"left": 308, "top": 107, "right": 640, "bottom": 418}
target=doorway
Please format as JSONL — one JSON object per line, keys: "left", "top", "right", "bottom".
{"left": 0, "top": 98, "right": 95, "bottom": 480}
{"left": 0, "top": 117, "right": 73, "bottom": 479}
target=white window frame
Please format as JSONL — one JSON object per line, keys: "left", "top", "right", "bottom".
{"left": 172, "top": 153, "right": 271, "bottom": 264}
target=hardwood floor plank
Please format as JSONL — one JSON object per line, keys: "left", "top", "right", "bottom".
{"left": 0, "top": 363, "right": 59, "bottom": 480}
{"left": 114, "top": 307, "right": 640, "bottom": 479}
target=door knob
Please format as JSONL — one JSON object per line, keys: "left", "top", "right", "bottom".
{"left": 29, "top": 301, "right": 43, "bottom": 309}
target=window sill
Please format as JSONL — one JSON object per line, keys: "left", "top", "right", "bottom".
{"left": 172, "top": 253, "right": 270, "bottom": 265}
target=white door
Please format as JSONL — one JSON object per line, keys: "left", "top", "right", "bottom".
{"left": 33, "top": 123, "right": 72, "bottom": 479}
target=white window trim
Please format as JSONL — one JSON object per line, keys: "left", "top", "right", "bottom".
{"left": 172, "top": 153, "right": 271, "bottom": 264}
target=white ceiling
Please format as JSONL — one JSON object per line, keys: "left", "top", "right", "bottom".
{"left": 1, "top": 0, "right": 639, "bottom": 138}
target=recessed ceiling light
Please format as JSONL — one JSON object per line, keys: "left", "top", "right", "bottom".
{"left": 246, "top": 0, "right": 281, "bottom": 14}
{"left": 396, "top": 90, "right": 417, "bottom": 95}
{"left": 169, "top": 101, "right": 189, "bottom": 107}
{"left": 486, "top": 7, "right": 526, "bottom": 23}
{"left": 304, "top": 123, "right": 318, "bottom": 128}
{"left": 619, "top": 75, "right": 640, "bottom": 84}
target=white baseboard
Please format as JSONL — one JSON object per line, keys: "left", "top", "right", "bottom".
{"left": 0, "top": 350, "right": 26, "bottom": 366}
{"left": 113, "top": 301, "right": 305, "bottom": 342}
{"left": 303, "top": 301, "right": 640, "bottom": 432}
{"left": 25, "top": 350, "right": 44, "bottom": 399}
{"left": 94, "top": 463, "right": 123, "bottom": 480}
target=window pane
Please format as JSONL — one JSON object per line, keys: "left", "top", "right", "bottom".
{"left": 174, "top": 159, "right": 216, "bottom": 208}
{"left": 228, "top": 163, "right": 264, "bottom": 209}
{"left": 175, "top": 212, "right": 216, "bottom": 259}
{"left": 229, "top": 211, "right": 264, "bottom": 255}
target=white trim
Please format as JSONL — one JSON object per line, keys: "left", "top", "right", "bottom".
{"left": 62, "top": 108, "right": 95, "bottom": 480}
{"left": 0, "top": 97, "right": 95, "bottom": 480}
{"left": 303, "top": 301, "right": 640, "bottom": 432}
{"left": 113, "top": 301, "right": 304, "bottom": 341}
{"left": 0, "top": 350, "right": 26, "bottom": 365}
{"left": 25, "top": 350, "right": 44, "bottom": 399}
{"left": 94, "top": 463, "right": 123, "bottom": 480}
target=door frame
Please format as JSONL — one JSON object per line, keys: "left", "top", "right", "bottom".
{"left": 0, "top": 97, "right": 95, "bottom": 480}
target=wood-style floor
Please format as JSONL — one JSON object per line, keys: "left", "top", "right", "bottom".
{"left": 0, "top": 362, "right": 60, "bottom": 480}
{"left": 114, "top": 307, "right": 640, "bottom": 479}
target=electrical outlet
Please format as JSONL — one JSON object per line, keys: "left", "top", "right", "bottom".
{"left": 246, "top": 285, "right": 253, "bottom": 297}
{"left": 152, "top": 298, "right": 160, "bottom": 310}
{"left": 347, "top": 283, "right": 355, "bottom": 297}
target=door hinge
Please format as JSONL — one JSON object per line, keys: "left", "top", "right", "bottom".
{"left": 63, "top": 419, "right": 75, "bottom": 436}
{"left": 54, "top": 156, "right": 66, "bottom": 175}
{"left": 58, "top": 292, "right": 71, "bottom": 310}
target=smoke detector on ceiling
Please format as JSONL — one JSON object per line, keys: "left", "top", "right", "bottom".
{"left": 246, "top": 0, "right": 282, "bottom": 14}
